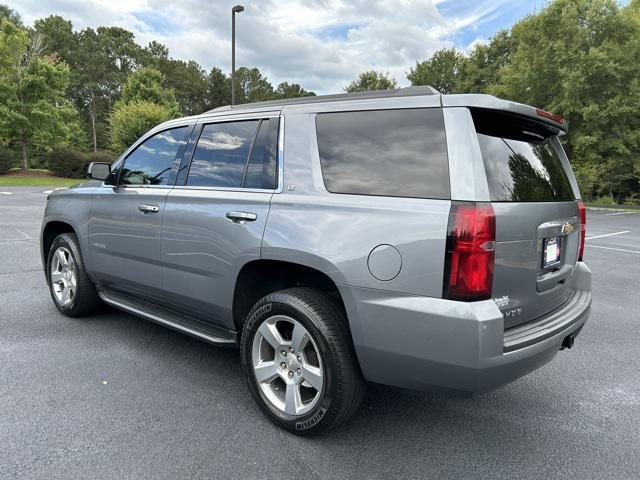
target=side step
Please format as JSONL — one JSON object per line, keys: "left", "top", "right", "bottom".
{"left": 98, "top": 289, "right": 238, "bottom": 346}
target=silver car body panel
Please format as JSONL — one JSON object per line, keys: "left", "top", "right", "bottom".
{"left": 41, "top": 90, "right": 591, "bottom": 395}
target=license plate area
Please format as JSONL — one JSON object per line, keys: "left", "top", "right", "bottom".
{"left": 542, "top": 236, "right": 561, "bottom": 268}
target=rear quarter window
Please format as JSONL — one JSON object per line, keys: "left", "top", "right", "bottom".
{"left": 315, "top": 108, "right": 450, "bottom": 199}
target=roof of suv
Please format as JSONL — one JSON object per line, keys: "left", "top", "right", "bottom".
{"left": 206, "top": 86, "right": 441, "bottom": 113}
{"left": 162, "top": 86, "right": 566, "bottom": 133}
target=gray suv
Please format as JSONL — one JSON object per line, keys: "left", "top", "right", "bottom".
{"left": 41, "top": 87, "right": 592, "bottom": 435}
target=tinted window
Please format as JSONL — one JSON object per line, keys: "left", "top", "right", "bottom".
{"left": 473, "top": 110, "right": 574, "bottom": 202}
{"left": 120, "top": 127, "right": 188, "bottom": 185}
{"left": 243, "top": 118, "right": 279, "bottom": 189}
{"left": 187, "top": 120, "right": 259, "bottom": 188}
{"left": 316, "top": 109, "right": 449, "bottom": 199}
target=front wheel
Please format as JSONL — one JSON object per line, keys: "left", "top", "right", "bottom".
{"left": 240, "top": 287, "right": 366, "bottom": 435}
{"left": 47, "top": 233, "right": 102, "bottom": 317}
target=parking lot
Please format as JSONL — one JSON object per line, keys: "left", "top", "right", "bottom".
{"left": 1, "top": 186, "right": 639, "bottom": 479}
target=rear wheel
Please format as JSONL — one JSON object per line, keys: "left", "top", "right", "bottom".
{"left": 47, "top": 233, "right": 102, "bottom": 317}
{"left": 240, "top": 287, "right": 366, "bottom": 435}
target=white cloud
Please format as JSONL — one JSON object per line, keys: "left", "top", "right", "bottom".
{"left": 11, "top": 0, "right": 523, "bottom": 94}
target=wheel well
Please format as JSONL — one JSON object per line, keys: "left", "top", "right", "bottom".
{"left": 42, "top": 221, "right": 76, "bottom": 264}
{"left": 233, "top": 260, "right": 347, "bottom": 330}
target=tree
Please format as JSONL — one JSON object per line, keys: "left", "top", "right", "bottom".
{"left": 0, "top": 20, "right": 80, "bottom": 170}
{"left": 234, "top": 67, "right": 274, "bottom": 103}
{"left": 110, "top": 101, "right": 175, "bottom": 153}
{"left": 491, "top": 0, "right": 640, "bottom": 201}
{"left": 34, "top": 15, "right": 76, "bottom": 61}
{"left": 273, "top": 82, "right": 316, "bottom": 99}
{"left": 110, "top": 67, "right": 180, "bottom": 152}
{"left": 117, "top": 66, "right": 179, "bottom": 114}
{"left": 457, "top": 31, "right": 514, "bottom": 94}
{"left": 206, "top": 67, "right": 231, "bottom": 110}
{"left": 407, "top": 49, "right": 464, "bottom": 94}
{"left": 0, "top": 4, "right": 22, "bottom": 26}
{"left": 344, "top": 71, "right": 397, "bottom": 92}
{"left": 141, "top": 42, "right": 209, "bottom": 115}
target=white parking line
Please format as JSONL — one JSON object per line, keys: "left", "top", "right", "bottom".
{"left": 585, "top": 231, "right": 630, "bottom": 240}
{"left": 586, "top": 245, "right": 640, "bottom": 254}
{"left": 604, "top": 212, "right": 634, "bottom": 216}
{"left": 0, "top": 191, "right": 13, "bottom": 195}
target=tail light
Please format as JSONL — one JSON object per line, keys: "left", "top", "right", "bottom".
{"left": 577, "top": 200, "right": 586, "bottom": 261}
{"left": 443, "top": 202, "right": 496, "bottom": 301}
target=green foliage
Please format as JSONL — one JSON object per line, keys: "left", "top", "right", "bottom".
{"left": 274, "top": 82, "right": 316, "bottom": 99}
{"left": 345, "top": 71, "right": 397, "bottom": 92}
{"left": 45, "top": 147, "right": 116, "bottom": 178}
{"left": 457, "top": 31, "right": 514, "bottom": 93}
{"left": 234, "top": 67, "right": 274, "bottom": 103}
{"left": 0, "top": 145, "right": 18, "bottom": 173}
{"left": 206, "top": 67, "right": 231, "bottom": 110}
{"left": 407, "top": 49, "right": 465, "bottom": 94}
{"left": 0, "top": 4, "right": 22, "bottom": 26}
{"left": 110, "top": 100, "right": 176, "bottom": 153}
{"left": 0, "top": 19, "right": 81, "bottom": 170}
{"left": 89, "top": 150, "right": 117, "bottom": 165}
{"left": 117, "top": 66, "right": 179, "bottom": 115}
{"left": 46, "top": 147, "right": 89, "bottom": 178}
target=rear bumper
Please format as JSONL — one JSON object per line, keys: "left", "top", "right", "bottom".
{"left": 340, "top": 262, "right": 592, "bottom": 395}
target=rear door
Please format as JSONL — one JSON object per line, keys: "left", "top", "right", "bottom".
{"left": 471, "top": 108, "right": 581, "bottom": 329}
{"left": 160, "top": 114, "right": 280, "bottom": 329}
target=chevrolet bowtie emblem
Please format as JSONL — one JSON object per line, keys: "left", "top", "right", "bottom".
{"left": 562, "top": 222, "right": 574, "bottom": 234}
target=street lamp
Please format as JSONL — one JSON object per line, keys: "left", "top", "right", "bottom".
{"left": 231, "top": 4, "right": 244, "bottom": 106}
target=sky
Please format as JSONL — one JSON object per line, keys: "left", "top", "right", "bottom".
{"left": 10, "top": 0, "right": 548, "bottom": 94}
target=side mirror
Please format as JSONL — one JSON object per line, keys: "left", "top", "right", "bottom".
{"left": 87, "top": 162, "right": 111, "bottom": 181}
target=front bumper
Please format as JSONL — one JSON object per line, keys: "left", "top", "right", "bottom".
{"left": 340, "top": 262, "right": 592, "bottom": 395}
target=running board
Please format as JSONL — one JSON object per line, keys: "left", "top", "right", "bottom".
{"left": 98, "top": 289, "right": 237, "bottom": 346}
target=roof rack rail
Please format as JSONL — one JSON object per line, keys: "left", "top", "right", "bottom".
{"left": 207, "top": 85, "right": 440, "bottom": 112}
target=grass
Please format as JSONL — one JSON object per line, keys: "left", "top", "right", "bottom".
{"left": 0, "top": 169, "right": 81, "bottom": 187}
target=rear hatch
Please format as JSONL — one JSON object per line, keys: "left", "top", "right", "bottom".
{"left": 471, "top": 108, "right": 581, "bottom": 329}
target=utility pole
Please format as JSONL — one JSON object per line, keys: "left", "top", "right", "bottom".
{"left": 231, "top": 5, "right": 244, "bottom": 105}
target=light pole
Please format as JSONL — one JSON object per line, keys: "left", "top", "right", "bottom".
{"left": 231, "top": 4, "right": 244, "bottom": 106}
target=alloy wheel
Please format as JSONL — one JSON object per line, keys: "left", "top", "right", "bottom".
{"left": 251, "top": 315, "right": 324, "bottom": 416}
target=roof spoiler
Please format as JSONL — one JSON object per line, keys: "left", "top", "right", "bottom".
{"left": 441, "top": 94, "right": 568, "bottom": 132}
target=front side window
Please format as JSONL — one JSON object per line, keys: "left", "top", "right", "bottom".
{"left": 119, "top": 127, "right": 189, "bottom": 186}
{"left": 316, "top": 108, "right": 450, "bottom": 199}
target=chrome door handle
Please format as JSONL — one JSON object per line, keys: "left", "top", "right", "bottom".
{"left": 138, "top": 204, "right": 160, "bottom": 213}
{"left": 226, "top": 211, "right": 257, "bottom": 224}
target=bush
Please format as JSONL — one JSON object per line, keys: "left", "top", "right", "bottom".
{"left": 0, "top": 146, "right": 19, "bottom": 174}
{"left": 110, "top": 100, "right": 176, "bottom": 153}
{"left": 89, "top": 150, "right": 117, "bottom": 165}
{"left": 46, "top": 147, "right": 90, "bottom": 178}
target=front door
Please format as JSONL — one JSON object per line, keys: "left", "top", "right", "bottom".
{"left": 88, "top": 125, "right": 191, "bottom": 299}
{"left": 161, "top": 116, "right": 280, "bottom": 329}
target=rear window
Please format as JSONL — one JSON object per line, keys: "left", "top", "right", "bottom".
{"left": 316, "top": 108, "right": 450, "bottom": 199}
{"left": 472, "top": 109, "right": 574, "bottom": 202}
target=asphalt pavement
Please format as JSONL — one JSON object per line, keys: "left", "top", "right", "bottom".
{"left": 1, "top": 186, "right": 639, "bottom": 479}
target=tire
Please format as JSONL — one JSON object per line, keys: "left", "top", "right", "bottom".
{"left": 46, "top": 233, "right": 102, "bottom": 317}
{"left": 240, "top": 287, "right": 366, "bottom": 435}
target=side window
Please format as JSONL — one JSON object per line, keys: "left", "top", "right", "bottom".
{"left": 120, "top": 127, "right": 189, "bottom": 186}
{"left": 243, "top": 118, "right": 279, "bottom": 190}
{"left": 187, "top": 120, "right": 259, "bottom": 188}
{"left": 316, "top": 108, "right": 450, "bottom": 199}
